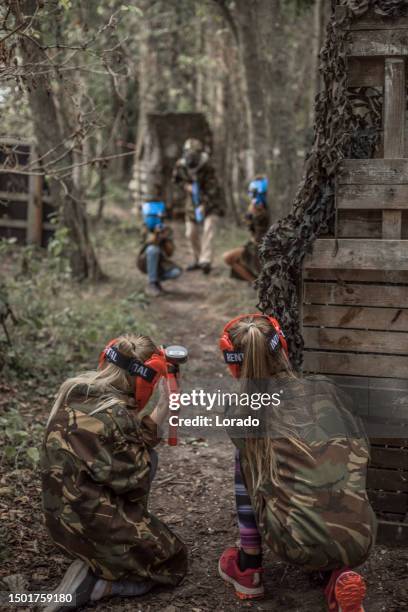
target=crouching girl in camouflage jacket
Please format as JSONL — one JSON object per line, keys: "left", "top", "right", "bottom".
{"left": 40, "top": 334, "right": 187, "bottom": 611}
{"left": 218, "top": 314, "right": 376, "bottom": 612}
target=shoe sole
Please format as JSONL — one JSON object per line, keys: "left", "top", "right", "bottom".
{"left": 218, "top": 560, "right": 264, "bottom": 600}
{"left": 43, "top": 559, "right": 89, "bottom": 612}
{"left": 335, "top": 571, "right": 366, "bottom": 612}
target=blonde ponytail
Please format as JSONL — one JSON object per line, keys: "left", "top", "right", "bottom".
{"left": 228, "top": 315, "right": 304, "bottom": 492}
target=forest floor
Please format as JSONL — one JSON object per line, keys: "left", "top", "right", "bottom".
{"left": 1, "top": 213, "right": 408, "bottom": 612}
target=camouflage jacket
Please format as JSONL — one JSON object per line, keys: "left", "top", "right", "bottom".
{"left": 172, "top": 154, "right": 225, "bottom": 220}
{"left": 245, "top": 206, "right": 270, "bottom": 244}
{"left": 41, "top": 386, "right": 187, "bottom": 585}
{"left": 232, "top": 375, "right": 376, "bottom": 571}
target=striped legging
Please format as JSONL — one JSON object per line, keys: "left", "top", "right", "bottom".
{"left": 234, "top": 449, "right": 262, "bottom": 549}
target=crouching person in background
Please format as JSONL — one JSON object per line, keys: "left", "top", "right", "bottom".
{"left": 137, "top": 195, "right": 182, "bottom": 298}
{"left": 40, "top": 334, "right": 187, "bottom": 611}
{"left": 223, "top": 176, "right": 269, "bottom": 283}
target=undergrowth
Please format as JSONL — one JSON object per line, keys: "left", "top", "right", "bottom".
{"left": 0, "top": 217, "right": 154, "bottom": 469}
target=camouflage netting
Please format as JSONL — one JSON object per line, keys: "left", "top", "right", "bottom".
{"left": 257, "top": 0, "right": 408, "bottom": 371}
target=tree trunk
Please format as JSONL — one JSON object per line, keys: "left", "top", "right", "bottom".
{"left": 258, "top": 0, "right": 298, "bottom": 219}
{"left": 11, "top": 0, "right": 103, "bottom": 280}
{"left": 213, "top": 0, "right": 299, "bottom": 219}
{"left": 234, "top": 0, "right": 268, "bottom": 178}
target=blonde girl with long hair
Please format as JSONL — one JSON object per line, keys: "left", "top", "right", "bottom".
{"left": 40, "top": 334, "right": 187, "bottom": 612}
{"left": 218, "top": 314, "right": 376, "bottom": 612}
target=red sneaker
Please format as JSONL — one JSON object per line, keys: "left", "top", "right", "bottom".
{"left": 218, "top": 546, "right": 264, "bottom": 600}
{"left": 325, "top": 568, "right": 366, "bottom": 612}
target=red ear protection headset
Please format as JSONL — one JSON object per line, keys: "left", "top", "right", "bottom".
{"left": 219, "top": 314, "right": 288, "bottom": 378}
{"left": 98, "top": 338, "right": 168, "bottom": 410}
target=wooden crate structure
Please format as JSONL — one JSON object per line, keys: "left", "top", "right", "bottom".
{"left": 0, "top": 138, "right": 55, "bottom": 246}
{"left": 302, "top": 6, "right": 408, "bottom": 544}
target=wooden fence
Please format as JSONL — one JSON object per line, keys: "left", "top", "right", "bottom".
{"left": 0, "top": 137, "right": 55, "bottom": 246}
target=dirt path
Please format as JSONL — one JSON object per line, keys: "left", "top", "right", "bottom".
{"left": 101, "top": 229, "right": 408, "bottom": 612}
{"left": 1, "top": 222, "right": 408, "bottom": 611}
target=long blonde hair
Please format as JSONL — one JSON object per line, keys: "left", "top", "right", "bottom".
{"left": 47, "top": 334, "right": 157, "bottom": 426}
{"left": 229, "top": 315, "right": 306, "bottom": 491}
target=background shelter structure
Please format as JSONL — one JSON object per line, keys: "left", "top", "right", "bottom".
{"left": 130, "top": 112, "right": 212, "bottom": 216}
{"left": 258, "top": 0, "right": 408, "bottom": 543}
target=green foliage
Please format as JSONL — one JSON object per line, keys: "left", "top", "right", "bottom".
{"left": 58, "top": 0, "right": 72, "bottom": 9}
{"left": 0, "top": 408, "right": 42, "bottom": 469}
{"left": 0, "top": 219, "right": 154, "bottom": 384}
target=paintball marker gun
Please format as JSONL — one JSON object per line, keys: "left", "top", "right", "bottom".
{"left": 191, "top": 181, "right": 204, "bottom": 223}
{"left": 163, "top": 345, "right": 189, "bottom": 446}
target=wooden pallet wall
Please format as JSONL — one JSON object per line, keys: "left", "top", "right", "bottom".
{"left": 302, "top": 5, "right": 408, "bottom": 544}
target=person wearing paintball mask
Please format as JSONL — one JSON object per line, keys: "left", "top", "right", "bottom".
{"left": 137, "top": 185, "right": 182, "bottom": 297}
{"left": 223, "top": 176, "right": 270, "bottom": 283}
{"left": 217, "top": 314, "right": 376, "bottom": 611}
{"left": 172, "top": 138, "right": 225, "bottom": 274}
{"left": 40, "top": 334, "right": 187, "bottom": 611}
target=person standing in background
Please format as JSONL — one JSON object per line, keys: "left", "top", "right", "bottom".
{"left": 172, "top": 138, "right": 225, "bottom": 274}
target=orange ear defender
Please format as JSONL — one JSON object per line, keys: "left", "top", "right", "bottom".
{"left": 98, "top": 340, "right": 168, "bottom": 411}
{"left": 219, "top": 313, "right": 288, "bottom": 378}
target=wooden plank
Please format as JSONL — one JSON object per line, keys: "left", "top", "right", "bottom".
{"left": 383, "top": 58, "right": 405, "bottom": 239}
{"left": 0, "top": 219, "right": 27, "bottom": 229}
{"left": 304, "top": 282, "right": 408, "bottom": 308}
{"left": 370, "top": 447, "right": 408, "bottom": 470}
{"left": 337, "top": 6, "right": 408, "bottom": 31}
{"left": 348, "top": 57, "right": 384, "bottom": 87}
{"left": 26, "top": 146, "right": 43, "bottom": 246}
{"left": 304, "top": 351, "right": 408, "bottom": 379}
{"left": 303, "top": 268, "right": 408, "bottom": 283}
{"left": 0, "top": 137, "right": 31, "bottom": 147}
{"left": 327, "top": 374, "right": 369, "bottom": 417}
{"left": 348, "top": 30, "right": 408, "bottom": 57}
{"left": 368, "top": 490, "right": 408, "bottom": 514}
{"left": 303, "top": 304, "right": 408, "bottom": 332}
{"left": 369, "top": 378, "right": 408, "bottom": 420}
{"left": 382, "top": 211, "right": 402, "bottom": 239}
{"left": 337, "top": 210, "right": 382, "bottom": 239}
{"left": 0, "top": 191, "right": 28, "bottom": 203}
{"left": 384, "top": 59, "right": 406, "bottom": 158}
{"left": 371, "top": 438, "right": 408, "bottom": 447}
{"left": 0, "top": 190, "right": 51, "bottom": 204}
{"left": 337, "top": 184, "right": 408, "bottom": 210}
{"left": 376, "top": 520, "right": 408, "bottom": 546}
{"left": 368, "top": 467, "right": 408, "bottom": 492}
{"left": 338, "top": 159, "right": 408, "bottom": 185}
{"left": 304, "top": 327, "right": 408, "bottom": 356}
{"left": 304, "top": 239, "right": 408, "bottom": 271}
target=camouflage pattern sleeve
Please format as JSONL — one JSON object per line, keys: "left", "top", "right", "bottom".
{"left": 200, "top": 163, "right": 226, "bottom": 217}
{"left": 171, "top": 159, "right": 188, "bottom": 185}
{"left": 41, "top": 399, "right": 187, "bottom": 585}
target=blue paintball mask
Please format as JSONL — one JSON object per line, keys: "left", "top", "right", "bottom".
{"left": 248, "top": 177, "right": 268, "bottom": 206}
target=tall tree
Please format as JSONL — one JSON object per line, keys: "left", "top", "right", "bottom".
{"left": 212, "top": 0, "right": 299, "bottom": 218}
{"left": 9, "top": 0, "right": 103, "bottom": 280}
